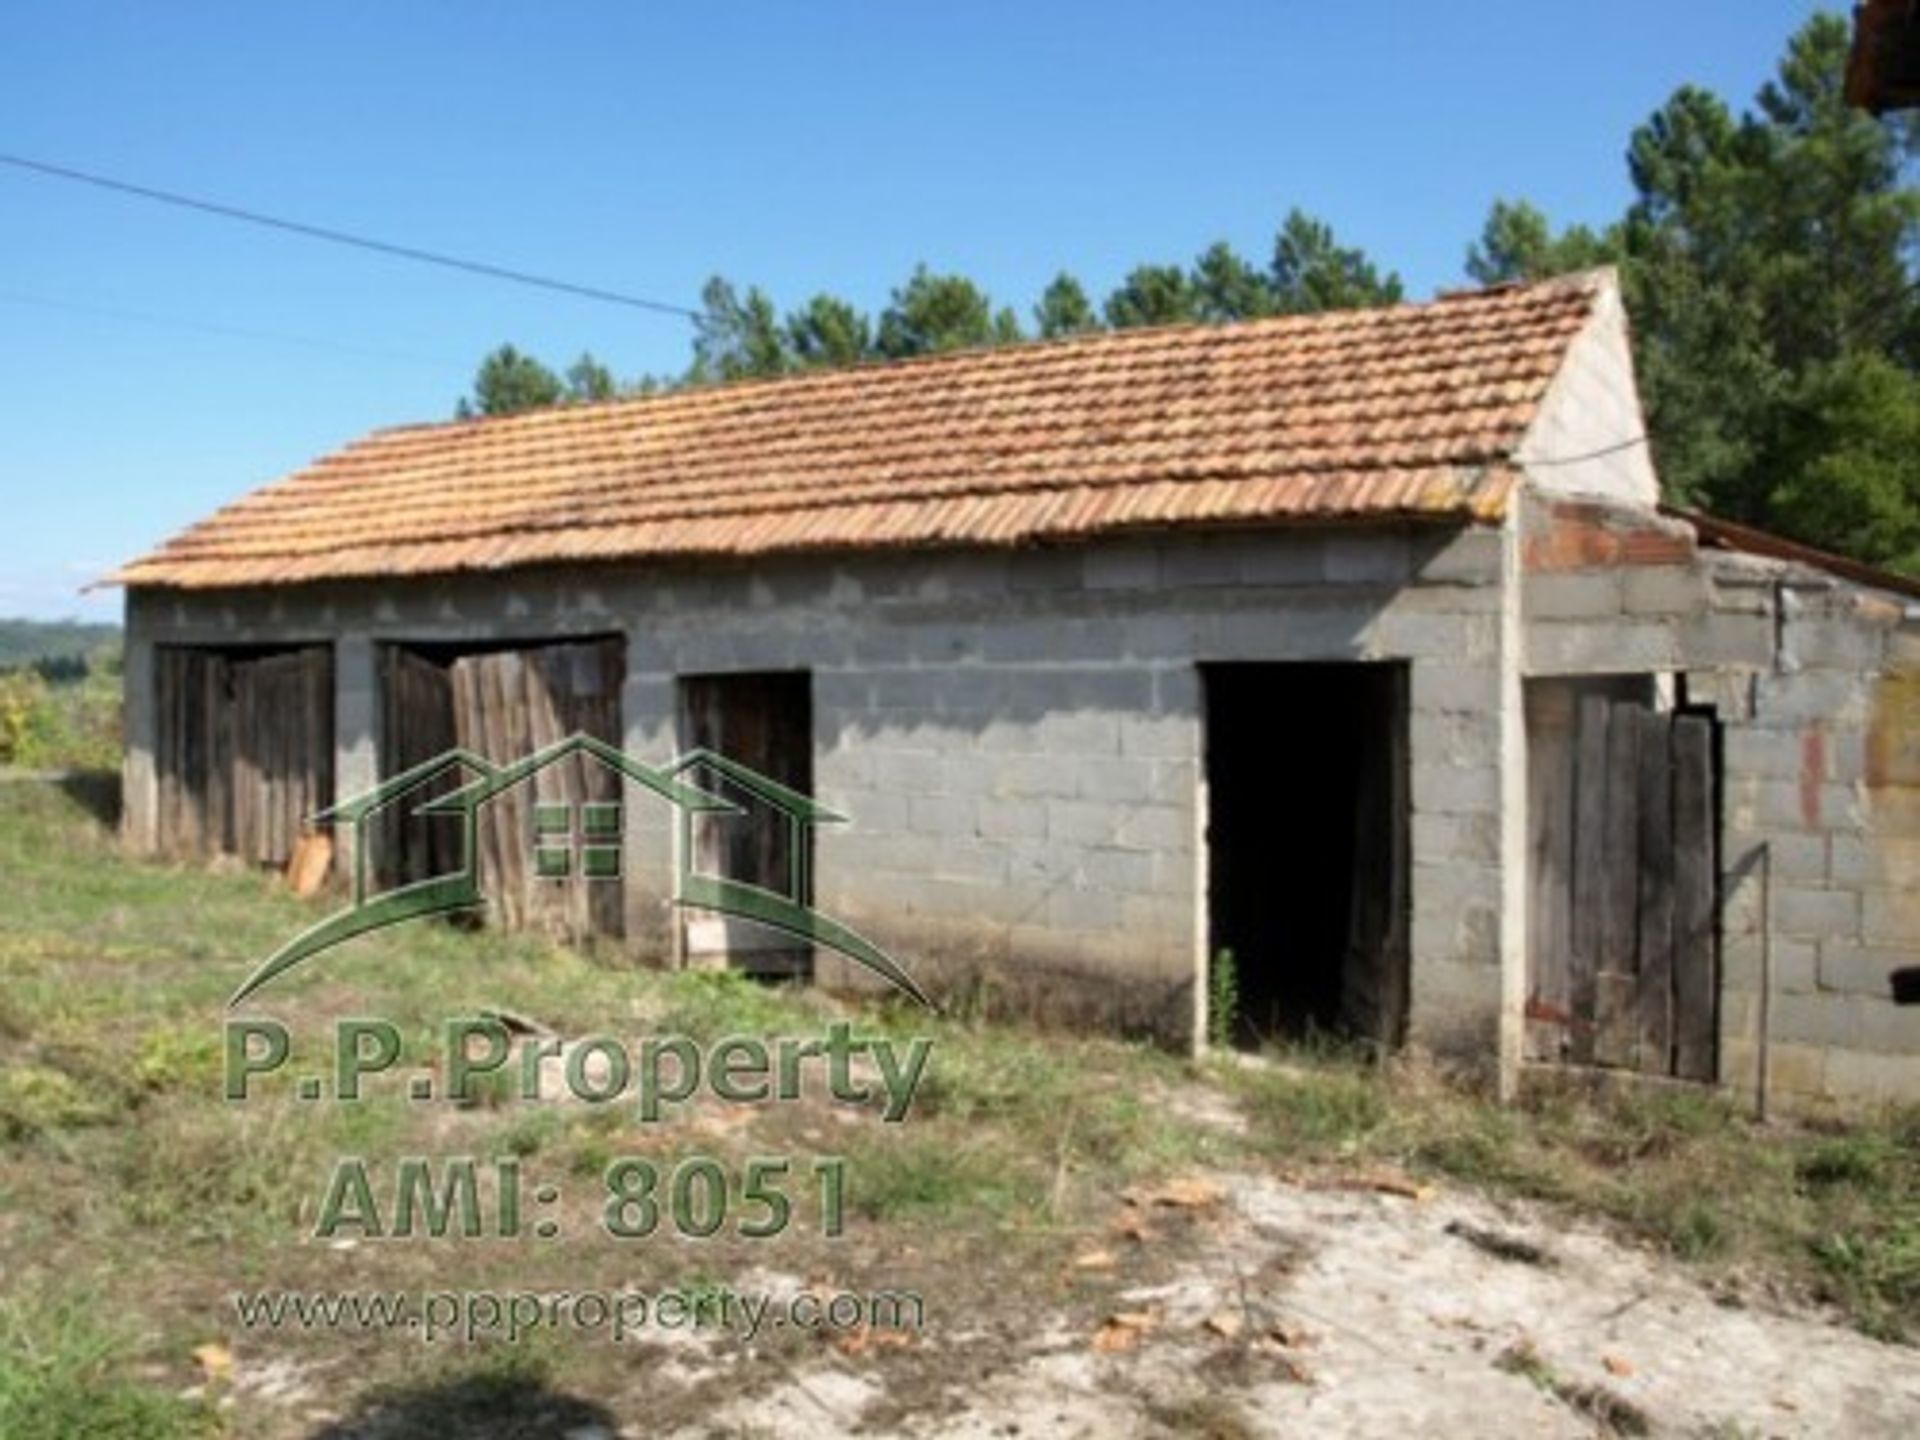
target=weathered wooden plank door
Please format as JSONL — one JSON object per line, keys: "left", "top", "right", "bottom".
{"left": 677, "top": 672, "right": 813, "bottom": 975}
{"left": 155, "top": 645, "right": 332, "bottom": 868}
{"left": 376, "top": 645, "right": 460, "bottom": 887}
{"left": 1526, "top": 688, "right": 1719, "bottom": 1081}
{"left": 444, "top": 638, "right": 624, "bottom": 944}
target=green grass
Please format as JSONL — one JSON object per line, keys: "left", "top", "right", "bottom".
{"left": 0, "top": 773, "right": 1913, "bottom": 1438}
{"left": 0, "top": 1290, "right": 215, "bottom": 1440}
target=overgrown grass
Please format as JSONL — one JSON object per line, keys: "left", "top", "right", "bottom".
{"left": 1224, "top": 1050, "right": 1920, "bottom": 1341}
{"left": 0, "top": 771, "right": 1913, "bottom": 1440}
{"left": 0, "top": 1290, "right": 215, "bottom": 1440}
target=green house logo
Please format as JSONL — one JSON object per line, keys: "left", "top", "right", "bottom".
{"left": 230, "top": 733, "right": 930, "bottom": 1010}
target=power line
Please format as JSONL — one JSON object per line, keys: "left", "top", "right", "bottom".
{"left": 1526, "top": 434, "right": 1649, "bottom": 467}
{"left": 0, "top": 287, "right": 470, "bottom": 369}
{"left": 0, "top": 150, "right": 701, "bottom": 320}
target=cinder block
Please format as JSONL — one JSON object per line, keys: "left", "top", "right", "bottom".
{"left": 1765, "top": 1041, "right": 1828, "bottom": 1099}
{"left": 1527, "top": 619, "right": 1680, "bottom": 674}
{"left": 1119, "top": 714, "right": 1197, "bottom": 761}
{"left": 1075, "top": 756, "right": 1157, "bottom": 806}
{"left": 1754, "top": 671, "right": 1872, "bottom": 727}
{"left": 1622, "top": 565, "right": 1707, "bottom": 617}
{"left": 1412, "top": 710, "right": 1501, "bottom": 767}
{"left": 1774, "top": 885, "right": 1859, "bottom": 941}
{"left": 1755, "top": 780, "right": 1864, "bottom": 832}
{"left": 1410, "top": 762, "right": 1500, "bottom": 816}
{"left": 1765, "top": 937, "right": 1820, "bottom": 994}
{"left": 1684, "top": 669, "right": 1756, "bottom": 721}
{"left": 1679, "top": 612, "right": 1775, "bottom": 668}
{"left": 1047, "top": 798, "right": 1124, "bottom": 846}
{"left": 1723, "top": 726, "right": 1802, "bottom": 780}
{"left": 1078, "top": 847, "right": 1154, "bottom": 892}
{"left": 1045, "top": 885, "right": 1124, "bottom": 931}
{"left": 909, "top": 793, "right": 975, "bottom": 837}
{"left": 1033, "top": 712, "right": 1120, "bottom": 756}
{"left": 1823, "top": 1048, "right": 1920, "bottom": 1104}
{"left": 1783, "top": 617, "right": 1887, "bottom": 672}
{"left": 1849, "top": 995, "right": 1920, "bottom": 1054}
{"left": 1323, "top": 531, "right": 1410, "bottom": 585}
{"left": 1149, "top": 759, "right": 1198, "bottom": 807}
{"left": 1887, "top": 626, "right": 1920, "bottom": 668}
{"left": 1006, "top": 548, "right": 1086, "bottom": 592}
{"left": 1161, "top": 537, "right": 1241, "bottom": 589}
{"left": 1083, "top": 543, "right": 1160, "bottom": 591}
{"left": 1527, "top": 572, "right": 1624, "bottom": 621}
{"left": 1862, "top": 889, "right": 1920, "bottom": 947}
{"left": 1411, "top": 663, "right": 1501, "bottom": 714}
{"left": 870, "top": 750, "right": 946, "bottom": 795}
{"left": 1115, "top": 804, "right": 1190, "bottom": 853}
{"left": 1764, "top": 833, "right": 1830, "bottom": 886}
{"left": 1411, "top": 527, "right": 1504, "bottom": 586}
{"left": 1376, "top": 611, "right": 1497, "bottom": 662}
{"left": 1230, "top": 534, "right": 1325, "bottom": 586}
{"left": 976, "top": 796, "right": 1046, "bottom": 841}
{"left": 1412, "top": 811, "right": 1501, "bottom": 866}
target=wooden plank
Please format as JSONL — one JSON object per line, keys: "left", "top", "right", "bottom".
{"left": 1635, "top": 707, "right": 1676, "bottom": 1075}
{"left": 1594, "top": 701, "right": 1642, "bottom": 1068}
{"left": 154, "top": 651, "right": 181, "bottom": 856}
{"left": 524, "top": 647, "right": 567, "bottom": 941}
{"left": 1671, "top": 714, "right": 1718, "bottom": 1082}
{"left": 1568, "top": 694, "right": 1610, "bottom": 1064}
{"left": 1524, "top": 682, "right": 1578, "bottom": 1060}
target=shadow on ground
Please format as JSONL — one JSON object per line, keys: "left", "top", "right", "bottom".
{"left": 307, "top": 1369, "right": 620, "bottom": 1440}
{"left": 57, "top": 768, "right": 121, "bottom": 827}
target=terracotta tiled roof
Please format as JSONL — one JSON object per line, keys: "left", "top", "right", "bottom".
{"left": 111, "top": 273, "right": 1605, "bottom": 589}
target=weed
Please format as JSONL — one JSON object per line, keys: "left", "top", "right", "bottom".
{"left": 0, "top": 1290, "right": 214, "bottom": 1440}
{"left": 1206, "top": 947, "right": 1239, "bottom": 1049}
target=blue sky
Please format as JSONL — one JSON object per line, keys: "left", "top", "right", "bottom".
{"left": 1, "top": 1, "right": 1824, "bottom": 621}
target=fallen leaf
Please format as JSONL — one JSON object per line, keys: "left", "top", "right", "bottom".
{"left": 1123, "top": 1177, "right": 1223, "bottom": 1210}
{"left": 1072, "top": 1249, "right": 1116, "bottom": 1270}
{"left": 1092, "top": 1310, "right": 1158, "bottom": 1353}
{"left": 1603, "top": 1354, "right": 1634, "bottom": 1378}
{"left": 836, "top": 1325, "right": 914, "bottom": 1357}
{"left": 1315, "top": 1168, "right": 1433, "bottom": 1202}
{"left": 1267, "top": 1318, "right": 1318, "bottom": 1349}
{"left": 1110, "top": 1215, "right": 1156, "bottom": 1243}
{"left": 1202, "top": 1309, "right": 1244, "bottom": 1340}
{"left": 191, "top": 1342, "right": 233, "bottom": 1383}
{"left": 1249, "top": 1339, "right": 1315, "bottom": 1383}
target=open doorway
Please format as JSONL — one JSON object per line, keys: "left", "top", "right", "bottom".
{"left": 677, "top": 671, "right": 814, "bottom": 977}
{"left": 1202, "top": 662, "right": 1409, "bottom": 1049}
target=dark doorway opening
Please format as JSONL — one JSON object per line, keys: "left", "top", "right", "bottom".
{"left": 677, "top": 671, "right": 814, "bottom": 978}
{"left": 1203, "top": 662, "right": 1409, "bottom": 1049}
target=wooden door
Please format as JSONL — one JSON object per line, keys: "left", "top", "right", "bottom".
{"left": 155, "top": 645, "right": 332, "bottom": 868}
{"left": 1526, "top": 686, "right": 1718, "bottom": 1080}
{"left": 677, "top": 672, "right": 813, "bottom": 974}
{"left": 445, "top": 638, "right": 625, "bottom": 943}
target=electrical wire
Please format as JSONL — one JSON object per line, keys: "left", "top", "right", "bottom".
{"left": 0, "top": 287, "right": 469, "bottom": 369}
{"left": 0, "top": 150, "right": 700, "bottom": 320}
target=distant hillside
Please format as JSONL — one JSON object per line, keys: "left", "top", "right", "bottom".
{"left": 0, "top": 618, "right": 121, "bottom": 671}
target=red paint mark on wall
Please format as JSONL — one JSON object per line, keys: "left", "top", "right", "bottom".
{"left": 1801, "top": 726, "right": 1827, "bottom": 829}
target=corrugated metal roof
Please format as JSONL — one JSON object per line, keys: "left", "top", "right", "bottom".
{"left": 110, "top": 274, "right": 1603, "bottom": 590}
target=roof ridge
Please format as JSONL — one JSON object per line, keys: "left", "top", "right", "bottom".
{"left": 366, "top": 271, "right": 1607, "bottom": 445}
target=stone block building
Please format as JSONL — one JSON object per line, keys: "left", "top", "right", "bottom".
{"left": 110, "top": 270, "right": 1920, "bottom": 1111}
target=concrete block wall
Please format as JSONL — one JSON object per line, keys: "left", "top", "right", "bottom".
{"left": 1521, "top": 492, "right": 1920, "bottom": 1111}
{"left": 123, "top": 520, "right": 1522, "bottom": 1059}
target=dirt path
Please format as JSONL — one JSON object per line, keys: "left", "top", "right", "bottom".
{"left": 676, "top": 1172, "right": 1920, "bottom": 1439}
